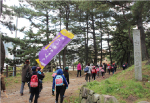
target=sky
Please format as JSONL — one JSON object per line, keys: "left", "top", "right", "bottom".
{"left": 1, "top": 0, "right": 29, "bottom": 39}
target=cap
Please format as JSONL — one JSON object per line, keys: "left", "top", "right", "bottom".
{"left": 32, "top": 66, "right": 37, "bottom": 71}
{"left": 65, "top": 67, "right": 69, "bottom": 70}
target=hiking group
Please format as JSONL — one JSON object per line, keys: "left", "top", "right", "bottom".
{"left": 77, "top": 62, "right": 128, "bottom": 82}
{"left": 1, "top": 60, "right": 128, "bottom": 103}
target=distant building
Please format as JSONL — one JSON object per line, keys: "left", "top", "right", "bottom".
{"left": 3, "top": 42, "right": 14, "bottom": 68}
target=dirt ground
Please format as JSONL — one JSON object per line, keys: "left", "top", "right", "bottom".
{"left": 1, "top": 70, "right": 122, "bottom": 103}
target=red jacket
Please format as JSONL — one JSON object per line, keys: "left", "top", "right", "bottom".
{"left": 91, "top": 69, "right": 97, "bottom": 74}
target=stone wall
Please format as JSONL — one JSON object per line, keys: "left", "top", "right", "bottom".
{"left": 79, "top": 86, "right": 150, "bottom": 103}
{"left": 79, "top": 86, "right": 119, "bottom": 103}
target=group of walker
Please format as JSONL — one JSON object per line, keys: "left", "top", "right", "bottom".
{"left": 1, "top": 60, "right": 128, "bottom": 103}
{"left": 77, "top": 62, "right": 119, "bottom": 82}
{"left": 18, "top": 60, "right": 69, "bottom": 103}
{"left": 19, "top": 60, "right": 45, "bottom": 103}
{"left": 83, "top": 63, "right": 106, "bottom": 82}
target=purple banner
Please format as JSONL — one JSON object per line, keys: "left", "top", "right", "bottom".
{"left": 36, "top": 29, "right": 74, "bottom": 69}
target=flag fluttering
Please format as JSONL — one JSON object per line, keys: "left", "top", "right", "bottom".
{"left": 36, "top": 29, "right": 74, "bottom": 69}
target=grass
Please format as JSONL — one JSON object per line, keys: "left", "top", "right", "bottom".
{"left": 83, "top": 61, "right": 150, "bottom": 103}
{"left": 63, "top": 90, "right": 80, "bottom": 103}
{"left": 4, "top": 70, "right": 78, "bottom": 87}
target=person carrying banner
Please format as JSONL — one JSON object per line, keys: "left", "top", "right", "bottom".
{"left": 52, "top": 69, "right": 68, "bottom": 103}
{"left": 20, "top": 60, "right": 32, "bottom": 96}
{"left": 37, "top": 67, "right": 45, "bottom": 95}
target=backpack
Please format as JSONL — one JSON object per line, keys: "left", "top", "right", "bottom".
{"left": 52, "top": 70, "right": 58, "bottom": 77}
{"left": 107, "top": 66, "right": 110, "bottom": 69}
{"left": 84, "top": 67, "right": 89, "bottom": 72}
{"left": 52, "top": 73, "right": 57, "bottom": 77}
{"left": 96, "top": 68, "right": 99, "bottom": 72}
{"left": 30, "top": 75, "right": 38, "bottom": 88}
{"left": 123, "top": 65, "right": 125, "bottom": 67}
{"left": 55, "top": 75, "right": 63, "bottom": 86}
{"left": 92, "top": 69, "right": 96, "bottom": 73}
{"left": 101, "top": 69, "right": 104, "bottom": 72}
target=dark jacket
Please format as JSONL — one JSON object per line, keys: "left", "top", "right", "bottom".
{"left": 52, "top": 69, "right": 68, "bottom": 90}
{"left": 63, "top": 70, "right": 69, "bottom": 84}
{"left": 29, "top": 71, "right": 45, "bottom": 88}
{"left": 122, "top": 64, "right": 126, "bottom": 69}
{"left": 21, "top": 64, "right": 32, "bottom": 82}
{"left": 37, "top": 71, "right": 45, "bottom": 80}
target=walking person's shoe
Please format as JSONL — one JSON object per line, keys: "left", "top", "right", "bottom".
{"left": 20, "top": 93, "right": 23, "bottom": 96}
{"left": 63, "top": 95, "right": 67, "bottom": 98}
{"left": 29, "top": 100, "right": 32, "bottom": 103}
{"left": 52, "top": 93, "right": 55, "bottom": 96}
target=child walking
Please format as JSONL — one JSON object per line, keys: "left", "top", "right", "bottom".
{"left": 91, "top": 66, "right": 97, "bottom": 80}
{"left": 63, "top": 67, "right": 69, "bottom": 97}
{"left": 52, "top": 67, "right": 60, "bottom": 96}
{"left": 29, "top": 66, "right": 44, "bottom": 103}
{"left": 52, "top": 69, "right": 68, "bottom": 103}
{"left": 96, "top": 65, "right": 100, "bottom": 78}
{"left": 37, "top": 67, "right": 45, "bottom": 95}
{"left": 107, "top": 64, "right": 111, "bottom": 75}
{"left": 100, "top": 65, "right": 105, "bottom": 78}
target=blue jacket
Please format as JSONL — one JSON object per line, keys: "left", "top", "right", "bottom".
{"left": 52, "top": 69, "right": 68, "bottom": 89}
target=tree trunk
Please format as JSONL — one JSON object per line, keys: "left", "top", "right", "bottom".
{"left": 108, "top": 33, "right": 112, "bottom": 64}
{"left": 0, "top": 1, "right": 5, "bottom": 69}
{"left": 59, "top": 9, "right": 62, "bottom": 68}
{"left": 1, "top": 40, "right": 5, "bottom": 69}
{"left": 101, "top": 32, "right": 102, "bottom": 65}
{"left": 126, "top": 45, "right": 130, "bottom": 66}
{"left": 86, "top": 11, "right": 89, "bottom": 65}
{"left": 128, "top": 51, "right": 130, "bottom": 66}
{"left": 121, "top": 51, "right": 126, "bottom": 66}
{"left": 0, "top": 0, "right": 2, "bottom": 16}
{"left": 46, "top": 11, "right": 49, "bottom": 44}
{"left": 63, "top": 47, "right": 66, "bottom": 69}
{"left": 91, "top": 13, "right": 97, "bottom": 65}
{"left": 100, "top": 16, "right": 102, "bottom": 66}
{"left": 137, "top": 14, "right": 149, "bottom": 61}
{"left": 63, "top": 4, "right": 70, "bottom": 69}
